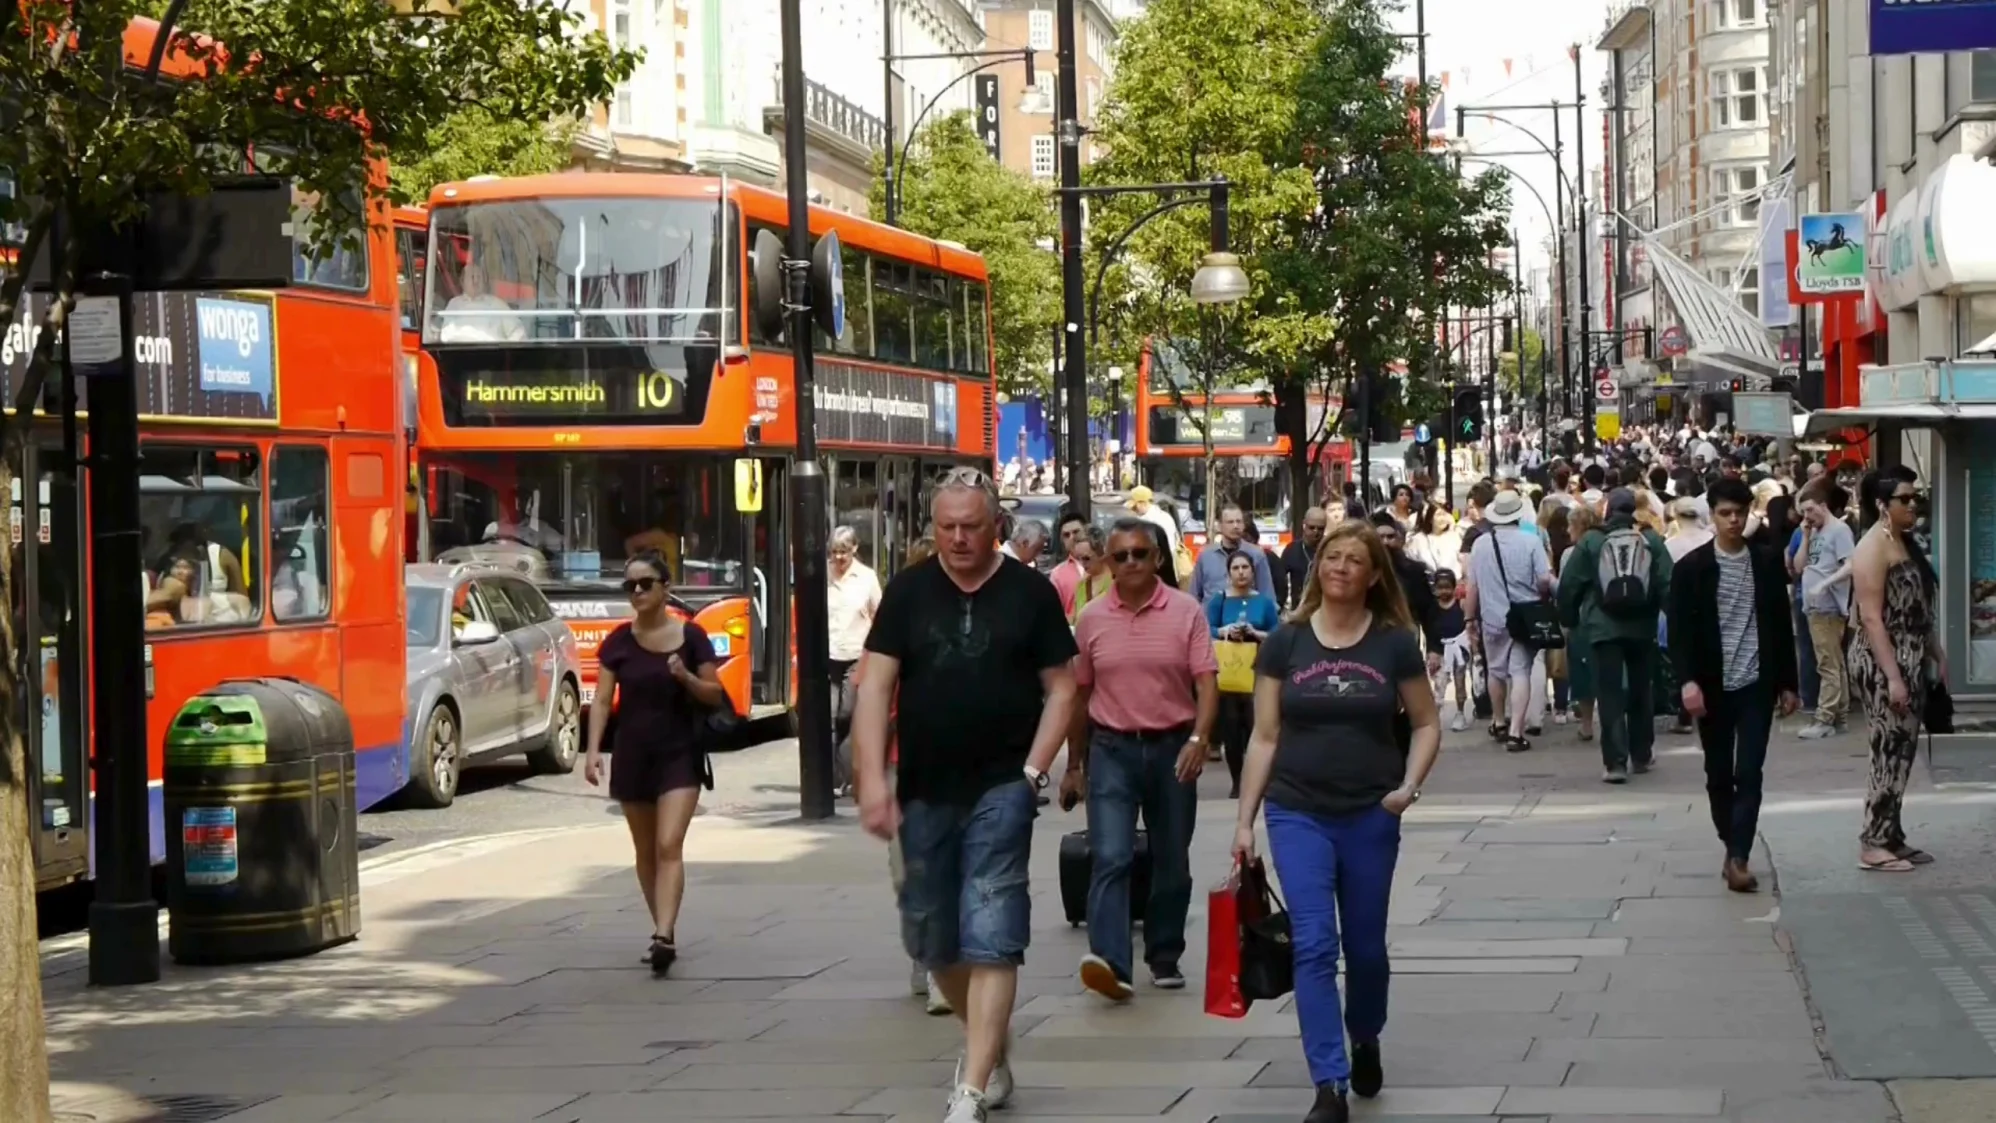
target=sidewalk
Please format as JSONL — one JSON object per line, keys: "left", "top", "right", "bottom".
{"left": 43, "top": 728, "right": 1910, "bottom": 1123}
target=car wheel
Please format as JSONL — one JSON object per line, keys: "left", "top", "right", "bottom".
{"left": 527, "top": 680, "right": 582, "bottom": 775}
{"left": 408, "top": 703, "right": 461, "bottom": 809}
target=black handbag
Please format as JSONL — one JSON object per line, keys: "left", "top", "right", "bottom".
{"left": 1488, "top": 528, "right": 1564, "bottom": 650}
{"left": 1924, "top": 676, "right": 1955, "bottom": 736}
{"left": 1237, "top": 859, "right": 1294, "bottom": 1003}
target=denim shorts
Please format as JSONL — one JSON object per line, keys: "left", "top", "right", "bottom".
{"left": 897, "top": 779, "right": 1036, "bottom": 968}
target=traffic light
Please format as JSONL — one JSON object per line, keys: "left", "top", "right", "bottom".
{"left": 1727, "top": 377, "right": 1744, "bottom": 393}
{"left": 1368, "top": 372, "right": 1399, "bottom": 442}
{"left": 1500, "top": 315, "right": 1514, "bottom": 355}
{"left": 1452, "top": 386, "right": 1484, "bottom": 443}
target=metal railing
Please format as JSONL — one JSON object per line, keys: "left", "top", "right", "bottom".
{"left": 774, "top": 75, "right": 887, "bottom": 151}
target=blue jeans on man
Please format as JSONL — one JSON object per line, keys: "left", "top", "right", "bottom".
{"left": 1085, "top": 726, "right": 1197, "bottom": 981}
{"left": 1265, "top": 802, "right": 1401, "bottom": 1089}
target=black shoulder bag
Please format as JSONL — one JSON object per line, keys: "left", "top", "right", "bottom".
{"left": 1489, "top": 530, "right": 1564, "bottom": 650}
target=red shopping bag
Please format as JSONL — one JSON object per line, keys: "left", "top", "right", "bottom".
{"left": 1204, "top": 864, "right": 1249, "bottom": 1018}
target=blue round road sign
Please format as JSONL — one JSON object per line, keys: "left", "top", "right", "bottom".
{"left": 811, "top": 229, "right": 847, "bottom": 341}
{"left": 1414, "top": 422, "right": 1431, "bottom": 444}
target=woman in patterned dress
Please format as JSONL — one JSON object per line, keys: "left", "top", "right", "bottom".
{"left": 1848, "top": 465, "right": 1946, "bottom": 872}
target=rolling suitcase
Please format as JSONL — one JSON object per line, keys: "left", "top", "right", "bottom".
{"left": 1058, "top": 829, "right": 1151, "bottom": 927}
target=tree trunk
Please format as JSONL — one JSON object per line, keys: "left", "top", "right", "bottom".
{"left": 1275, "top": 377, "right": 1311, "bottom": 538}
{"left": 0, "top": 447, "right": 52, "bottom": 1122}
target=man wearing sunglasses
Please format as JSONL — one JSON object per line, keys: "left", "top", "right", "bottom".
{"left": 1064, "top": 519, "right": 1218, "bottom": 1001}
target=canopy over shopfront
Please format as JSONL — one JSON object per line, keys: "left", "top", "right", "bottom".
{"left": 1641, "top": 233, "right": 1783, "bottom": 387}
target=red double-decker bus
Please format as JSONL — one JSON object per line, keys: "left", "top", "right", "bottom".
{"left": 408, "top": 174, "right": 995, "bottom": 742}
{"left": 27, "top": 20, "right": 409, "bottom": 890}
{"left": 1133, "top": 340, "right": 1350, "bottom": 550}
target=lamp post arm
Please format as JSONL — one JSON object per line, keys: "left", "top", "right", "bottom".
{"left": 1458, "top": 156, "right": 1556, "bottom": 233}
{"left": 1086, "top": 193, "right": 1212, "bottom": 347}
{"left": 889, "top": 52, "right": 1031, "bottom": 216}
{"left": 1459, "top": 112, "right": 1577, "bottom": 200}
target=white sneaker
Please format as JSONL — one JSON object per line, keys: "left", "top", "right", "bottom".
{"left": 1797, "top": 722, "right": 1835, "bottom": 740}
{"left": 1450, "top": 713, "right": 1469, "bottom": 732}
{"left": 926, "top": 974, "right": 953, "bottom": 1016}
{"left": 911, "top": 961, "right": 930, "bottom": 997}
{"left": 1554, "top": 710, "right": 1570, "bottom": 726}
{"left": 954, "top": 1053, "right": 1014, "bottom": 1109}
{"left": 944, "top": 1085, "right": 989, "bottom": 1123}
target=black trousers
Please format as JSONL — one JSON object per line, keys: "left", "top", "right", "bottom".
{"left": 1217, "top": 693, "right": 1254, "bottom": 789}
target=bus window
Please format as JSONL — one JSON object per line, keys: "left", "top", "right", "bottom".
{"left": 139, "top": 444, "right": 263, "bottom": 630}
{"left": 962, "top": 282, "right": 989, "bottom": 376}
{"left": 840, "top": 243, "right": 872, "bottom": 357}
{"left": 397, "top": 225, "right": 428, "bottom": 331}
{"left": 914, "top": 269, "right": 953, "bottom": 371}
{"left": 425, "top": 197, "right": 729, "bottom": 346}
{"left": 270, "top": 446, "right": 332, "bottom": 623}
{"left": 871, "top": 260, "right": 913, "bottom": 364}
{"left": 290, "top": 186, "right": 370, "bottom": 293}
{"left": 429, "top": 451, "right": 745, "bottom": 590}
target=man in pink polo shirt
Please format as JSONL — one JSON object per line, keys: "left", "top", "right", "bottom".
{"left": 1062, "top": 517, "right": 1218, "bottom": 1000}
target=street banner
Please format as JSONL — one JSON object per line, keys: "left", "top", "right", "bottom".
{"left": 1732, "top": 391, "right": 1795, "bottom": 438}
{"left": 974, "top": 76, "right": 1001, "bottom": 162}
{"left": 1871, "top": 0, "right": 1996, "bottom": 56}
{"left": 1796, "top": 213, "right": 1867, "bottom": 297}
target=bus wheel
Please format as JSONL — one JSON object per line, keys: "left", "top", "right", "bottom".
{"left": 409, "top": 703, "right": 461, "bottom": 809}
{"left": 528, "top": 680, "right": 582, "bottom": 775}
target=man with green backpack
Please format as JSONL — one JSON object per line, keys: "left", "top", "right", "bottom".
{"left": 1557, "top": 488, "right": 1674, "bottom": 783}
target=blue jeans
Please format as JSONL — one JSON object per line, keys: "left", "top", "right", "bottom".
{"left": 1698, "top": 680, "right": 1774, "bottom": 862}
{"left": 1265, "top": 801, "right": 1401, "bottom": 1088}
{"left": 1793, "top": 600, "right": 1821, "bottom": 711}
{"left": 1593, "top": 636, "right": 1657, "bottom": 772}
{"left": 1085, "top": 727, "right": 1197, "bottom": 980}
{"left": 898, "top": 780, "right": 1036, "bottom": 968}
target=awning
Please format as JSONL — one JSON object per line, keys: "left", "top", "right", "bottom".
{"left": 1644, "top": 234, "right": 1782, "bottom": 378}
{"left": 1797, "top": 403, "right": 1996, "bottom": 438}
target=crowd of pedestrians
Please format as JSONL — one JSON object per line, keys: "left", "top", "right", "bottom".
{"left": 578, "top": 429, "right": 1945, "bottom": 1123}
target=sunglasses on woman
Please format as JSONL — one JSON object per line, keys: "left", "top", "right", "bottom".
{"left": 622, "top": 576, "right": 660, "bottom": 595}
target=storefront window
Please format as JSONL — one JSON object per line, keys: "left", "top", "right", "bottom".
{"left": 1969, "top": 444, "right": 1996, "bottom": 685}
{"left": 1960, "top": 293, "right": 1996, "bottom": 355}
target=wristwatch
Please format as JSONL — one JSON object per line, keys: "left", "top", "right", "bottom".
{"left": 1024, "top": 765, "right": 1050, "bottom": 790}
{"left": 1406, "top": 788, "right": 1423, "bottom": 803}
{"left": 1187, "top": 733, "right": 1206, "bottom": 745}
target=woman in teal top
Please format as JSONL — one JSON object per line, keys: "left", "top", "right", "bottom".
{"left": 1207, "top": 552, "right": 1280, "bottom": 797}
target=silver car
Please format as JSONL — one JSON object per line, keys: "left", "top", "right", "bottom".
{"left": 403, "top": 562, "right": 584, "bottom": 808}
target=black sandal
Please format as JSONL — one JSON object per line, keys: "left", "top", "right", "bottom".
{"left": 648, "top": 934, "right": 677, "bottom": 975}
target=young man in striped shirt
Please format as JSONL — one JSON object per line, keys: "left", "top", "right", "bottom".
{"left": 1065, "top": 517, "right": 1219, "bottom": 999}
{"left": 1667, "top": 477, "right": 1800, "bottom": 893}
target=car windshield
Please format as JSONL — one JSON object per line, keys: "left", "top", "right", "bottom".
{"left": 423, "top": 197, "right": 729, "bottom": 346}
{"left": 407, "top": 586, "right": 444, "bottom": 647}
{"left": 419, "top": 450, "right": 745, "bottom": 589}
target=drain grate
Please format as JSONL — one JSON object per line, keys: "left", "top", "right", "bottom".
{"left": 156, "top": 1094, "right": 277, "bottom": 1123}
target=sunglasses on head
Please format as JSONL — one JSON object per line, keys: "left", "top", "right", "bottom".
{"left": 622, "top": 576, "right": 660, "bottom": 595}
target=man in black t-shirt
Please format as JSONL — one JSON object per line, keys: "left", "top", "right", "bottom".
{"left": 850, "top": 467, "right": 1078, "bottom": 1123}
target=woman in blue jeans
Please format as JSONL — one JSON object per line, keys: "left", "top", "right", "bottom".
{"left": 1232, "top": 522, "right": 1443, "bottom": 1123}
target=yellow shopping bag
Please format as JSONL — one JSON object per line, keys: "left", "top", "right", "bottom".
{"left": 1215, "top": 640, "right": 1258, "bottom": 694}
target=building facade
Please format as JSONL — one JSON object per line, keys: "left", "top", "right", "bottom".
{"left": 679, "top": 0, "right": 984, "bottom": 216}
{"left": 979, "top": 0, "right": 1118, "bottom": 181}
{"left": 1596, "top": 0, "right": 1783, "bottom": 415}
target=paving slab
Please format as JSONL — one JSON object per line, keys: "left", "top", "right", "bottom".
{"left": 1433, "top": 898, "right": 1622, "bottom": 921}
{"left": 325, "top": 1091, "right": 587, "bottom": 1122}
{"left": 1248, "top": 1057, "right": 1571, "bottom": 1087}
{"left": 1888, "top": 1077, "right": 1996, "bottom": 1123}
{"left": 1495, "top": 1086, "right": 1726, "bottom": 1116}
{"left": 848, "top": 1085, "right": 1187, "bottom": 1116}
{"left": 1176, "top": 1085, "right": 1506, "bottom": 1115}
{"left": 1778, "top": 890, "right": 1996, "bottom": 1078}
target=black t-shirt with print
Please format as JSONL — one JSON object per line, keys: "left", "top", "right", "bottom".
{"left": 1256, "top": 617, "right": 1425, "bottom": 817}
{"left": 865, "top": 556, "right": 1078, "bottom": 804}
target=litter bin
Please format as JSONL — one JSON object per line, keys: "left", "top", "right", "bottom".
{"left": 164, "top": 677, "right": 360, "bottom": 964}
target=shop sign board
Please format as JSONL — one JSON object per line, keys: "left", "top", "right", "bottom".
{"left": 1797, "top": 212, "right": 1868, "bottom": 296}
{"left": 1871, "top": 0, "right": 1996, "bottom": 56}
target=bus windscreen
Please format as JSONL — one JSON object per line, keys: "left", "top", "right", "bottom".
{"left": 422, "top": 197, "right": 730, "bottom": 346}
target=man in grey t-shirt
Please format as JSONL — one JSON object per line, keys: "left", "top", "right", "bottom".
{"left": 1793, "top": 487, "right": 1855, "bottom": 736}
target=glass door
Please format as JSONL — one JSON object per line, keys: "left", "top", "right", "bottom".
{"left": 880, "top": 457, "right": 918, "bottom": 573}
{"left": 19, "top": 444, "right": 88, "bottom": 885}
{"left": 748, "top": 459, "right": 789, "bottom": 709}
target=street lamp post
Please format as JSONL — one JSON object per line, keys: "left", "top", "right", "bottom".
{"left": 1570, "top": 44, "right": 1594, "bottom": 452}
{"left": 880, "top": 46, "right": 1036, "bottom": 227}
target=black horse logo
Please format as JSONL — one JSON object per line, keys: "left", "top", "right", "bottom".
{"left": 1806, "top": 223, "right": 1854, "bottom": 266}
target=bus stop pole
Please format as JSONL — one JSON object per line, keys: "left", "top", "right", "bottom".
{"left": 779, "top": 0, "right": 837, "bottom": 821}
{"left": 82, "top": 254, "right": 163, "bottom": 985}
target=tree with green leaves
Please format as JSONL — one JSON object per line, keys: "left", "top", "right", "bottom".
{"left": 391, "top": 112, "right": 584, "bottom": 202}
{"left": 1500, "top": 326, "right": 1547, "bottom": 400}
{"left": 1084, "top": 0, "right": 1326, "bottom": 459}
{"left": 869, "top": 112, "right": 1059, "bottom": 398}
{"left": 1091, "top": 0, "right": 1512, "bottom": 526}
{"left": 0, "top": 4, "right": 634, "bottom": 1118}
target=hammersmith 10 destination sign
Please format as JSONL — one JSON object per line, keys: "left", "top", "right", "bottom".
{"left": 452, "top": 367, "right": 688, "bottom": 424}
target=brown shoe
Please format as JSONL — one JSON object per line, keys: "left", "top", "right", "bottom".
{"left": 1722, "top": 858, "right": 1759, "bottom": 893}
